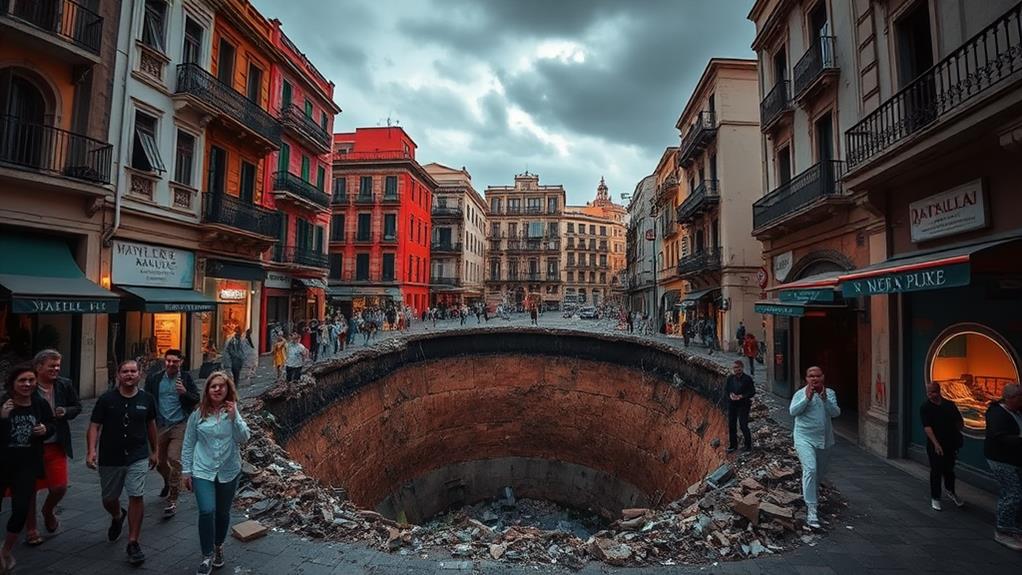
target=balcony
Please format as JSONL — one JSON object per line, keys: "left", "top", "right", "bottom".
{"left": 0, "top": 114, "right": 112, "bottom": 187}
{"left": 0, "top": 0, "right": 103, "bottom": 63}
{"left": 845, "top": 2, "right": 1022, "bottom": 171}
{"left": 353, "top": 193, "right": 374, "bottom": 204}
{"left": 660, "top": 216, "right": 678, "bottom": 238}
{"left": 752, "top": 160, "right": 847, "bottom": 238}
{"left": 272, "top": 171, "right": 330, "bottom": 212}
{"left": 793, "top": 36, "right": 839, "bottom": 103}
{"left": 676, "top": 179, "right": 720, "bottom": 224}
{"left": 431, "top": 241, "right": 462, "bottom": 253}
{"left": 271, "top": 245, "right": 328, "bottom": 269}
{"left": 278, "top": 104, "right": 331, "bottom": 154}
{"left": 677, "top": 248, "right": 722, "bottom": 278}
{"left": 333, "top": 151, "right": 412, "bottom": 162}
{"left": 507, "top": 238, "right": 560, "bottom": 252}
{"left": 760, "top": 80, "right": 793, "bottom": 132}
{"left": 201, "top": 193, "right": 280, "bottom": 242}
{"left": 432, "top": 206, "right": 463, "bottom": 219}
{"left": 174, "top": 64, "right": 281, "bottom": 150}
{"left": 678, "top": 111, "right": 717, "bottom": 167}
{"left": 431, "top": 276, "right": 462, "bottom": 287}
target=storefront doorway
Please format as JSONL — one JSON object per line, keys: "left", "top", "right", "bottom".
{"left": 800, "top": 307, "right": 858, "bottom": 438}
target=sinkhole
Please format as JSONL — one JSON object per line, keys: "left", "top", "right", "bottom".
{"left": 266, "top": 328, "right": 729, "bottom": 526}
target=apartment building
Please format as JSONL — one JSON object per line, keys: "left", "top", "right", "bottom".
{"left": 625, "top": 175, "right": 657, "bottom": 315}
{"left": 423, "top": 163, "right": 488, "bottom": 307}
{"left": 563, "top": 179, "right": 627, "bottom": 307}
{"left": 651, "top": 147, "right": 684, "bottom": 330}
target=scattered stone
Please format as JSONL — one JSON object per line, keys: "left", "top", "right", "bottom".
{"left": 488, "top": 542, "right": 507, "bottom": 560}
{"left": 706, "top": 463, "right": 735, "bottom": 489}
{"left": 621, "top": 508, "right": 649, "bottom": 521}
{"left": 231, "top": 520, "right": 268, "bottom": 542}
{"left": 740, "top": 477, "right": 765, "bottom": 491}
{"left": 731, "top": 493, "right": 761, "bottom": 526}
{"left": 588, "top": 537, "right": 632, "bottom": 566}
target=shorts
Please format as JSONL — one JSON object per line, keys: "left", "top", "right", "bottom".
{"left": 99, "top": 459, "right": 149, "bottom": 500}
{"left": 35, "top": 443, "right": 69, "bottom": 490}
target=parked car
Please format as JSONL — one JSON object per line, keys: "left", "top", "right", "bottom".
{"left": 579, "top": 306, "right": 599, "bottom": 319}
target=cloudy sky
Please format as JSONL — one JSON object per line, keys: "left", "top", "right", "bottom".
{"left": 251, "top": 0, "right": 756, "bottom": 205}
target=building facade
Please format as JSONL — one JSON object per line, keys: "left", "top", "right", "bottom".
{"left": 484, "top": 172, "right": 564, "bottom": 310}
{"left": 563, "top": 179, "right": 627, "bottom": 308}
{"left": 423, "top": 163, "right": 487, "bottom": 307}
{"left": 328, "top": 127, "right": 435, "bottom": 316}
{"left": 625, "top": 175, "right": 657, "bottom": 315}
{"left": 652, "top": 147, "right": 684, "bottom": 331}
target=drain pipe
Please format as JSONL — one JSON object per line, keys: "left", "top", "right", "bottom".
{"left": 102, "top": 1, "right": 137, "bottom": 247}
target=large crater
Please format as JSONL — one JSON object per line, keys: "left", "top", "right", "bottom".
{"left": 265, "top": 329, "right": 729, "bottom": 525}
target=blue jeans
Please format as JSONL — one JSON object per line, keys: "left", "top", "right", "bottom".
{"left": 193, "top": 474, "right": 240, "bottom": 556}
{"left": 988, "top": 460, "right": 1022, "bottom": 536}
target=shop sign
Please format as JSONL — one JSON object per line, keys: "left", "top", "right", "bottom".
{"left": 14, "top": 297, "right": 118, "bottom": 314}
{"left": 149, "top": 302, "right": 217, "bottom": 313}
{"left": 112, "top": 241, "right": 194, "bottom": 289}
{"left": 754, "top": 302, "right": 805, "bottom": 317}
{"left": 779, "top": 288, "right": 835, "bottom": 303}
{"left": 909, "top": 180, "right": 987, "bottom": 243}
{"left": 218, "top": 288, "right": 247, "bottom": 301}
{"left": 840, "top": 262, "right": 971, "bottom": 296}
{"left": 265, "top": 272, "right": 291, "bottom": 290}
{"left": 773, "top": 251, "right": 793, "bottom": 283}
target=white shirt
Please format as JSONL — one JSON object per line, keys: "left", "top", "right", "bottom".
{"left": 284, "top": 342, "right": 307, "bottom": 368}
{"left": 181, "top": 409, "right": 250, "bottom": 482}
{"left": 789, "top": 386, "right": 841, "bottom": 449}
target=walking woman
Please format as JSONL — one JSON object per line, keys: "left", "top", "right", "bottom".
{"left": 272, "top": 332, "right": 287, "bottom": 382}
{"left": 181, "top": 371, "right": 251, "bottom": 575}
{"left": 1, "top": 364, "right": 55, "bottom": 572}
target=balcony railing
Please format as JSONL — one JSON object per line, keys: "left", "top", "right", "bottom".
{"left": 432, "top": 206, "right": 463, "bottom": 218}
{"left": 678, "top": 111, "right": 717, "bottom": 167}
{"left": 846, "top": 2, "right": 1022, "bottom": 169}
{"left": 176, "top": 63, "right": 281, "bottom": 146}
{"left": 760, "top": 80, "right": 792, "bottom": 130}
{"left": 793, "top": 36, "right": 838, "bottom": 100}
{"left": 272, "top": 171, "right": 330, "bottom": 210}
{"left": 677, "top": 248, "right": 722, "bottom": 277}
{"left": 0, "top": 115, "right": 112, "bottom": 184}
{"left": 272, "top": 245, "right": 328, "bottom": 269}
{"left": 2, "top": 0, "right": 103, "bottom": 55}
{"left": 752, "top": 160, "right": 845, "bottom": 232}
{"left": 431, "top": 241, "right": 462, "bottom": 252}
{"left": 333, "top": 151, "right": 413, "bottom": 162}
{"left": 431, "top": 276, "right": 462, "bottom": 286}
{"left": 676, "top": 179, "right": 720, "bottom": 224}
{"left": 278, "top": 104, "right": 331, "bottom": 152}
{"left": 507, "top": 239, "right": 560, "bottom": 252}
{"left": 202, "top": 193, "right": 280, "bottom": 238}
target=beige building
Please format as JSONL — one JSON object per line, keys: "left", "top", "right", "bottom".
{"left": 424, "top": 163, "right": 488, "bottom": 306}
{"left": 564, "top": 178, "right": 628, "bottom": 307}
{"left": 673, "top": 58, "right": 763, "bottom": 351}
{"left": 484, "top": 172, "right": 564, "bottom": 309}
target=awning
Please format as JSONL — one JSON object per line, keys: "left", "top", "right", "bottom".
{"left": 327, "top": 286, "right": 402, "bottom": 300}
{"left": 293, "top": 277, "right": 327, "bottom": 290}
{"left": 754, "top": 300, "right": 847, "bottom": 317}
{"left": 770, "top": 271, "right": 843, "bottom": 304}
{"left": 205, "top": 258, "right": 266, "bottom": 282}
{"left": 118, "top": 286, "right": 217, "bottom": 313}
{"left": 679, "top": 287, "right": 720, "bottom": 307}
{"left": 837, "top": 236, "right": 1020, "bottom": 297}
{"left": 0, "top": 234, "right": 119, "bottom": 314}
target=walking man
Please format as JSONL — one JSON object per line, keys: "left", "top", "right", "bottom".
{"left": 143, "top": 349, "right": 199, "bottom": 518}
{"left": 86, "top": 360, "right": 158, "bottom": 566}
{"left": 725, "top": 360, "right": 756, "bottom": 453}
{"left": 735, "top": 321, "right": 746, "bottom": 352}
{"left": 789, "top": 366, "right": 840, "bottom": 529}
{"left": 222, "top": 328, "right": 245, "bottom": 385}
{"left": 920, "top": 381, "right": 965, "bottom": 511}
{"left": 743, "top": 333, "right": 759, "bottom": 376}
{"left": 284, "top": 333, "right": 309, "bottom": 383}
{"left": 984, "top": 383, "right": 1022, "bottom": 550}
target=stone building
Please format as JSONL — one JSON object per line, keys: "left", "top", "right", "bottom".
{"left": 625, "top": 175, "right": 657, "bottom": 315}
{"left": 563, "top": 178, "right": 628, "bottom": 308}
{"left": 423, "top": 163, "right": 488, "bottom": 307}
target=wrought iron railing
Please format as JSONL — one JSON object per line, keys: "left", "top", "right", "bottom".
{"left": 432, "top": 206, "right": 463, "bottom": 218}
{"left": 678, "top": 111, "right": 717, "bottom": 165}
{"left": 431, "top": 241, "right": 462, "bottom": 252}
{"left": 431, "top": 276, "right": 462, "bottom": 286}
{"left": 272, "top": 171, "right": 330, "bottom": 209}
{"left": 272, "top": 245, "right": 328, "bottom": 268}
{"left": 676, "top": 179, "right": 720, "bottom": 223}
{"left": 333, "top": 151, "right": 412, "bottom": 162}
{"left": 278, "top": 104, "right": 331, "bottom": 151}
{"left": 794, "top": 36, "right": 838, "bottom": 98}
{"left": 752, "top": 160, "right": 845, "bottom": 231}
{"left": 3, "top": 0, "right": 103, "bottom": 54}
{"left": 0, "top": 115, "right": 112, "bottom": 184}
{"left": 176, "top": 64, "right": 281, "bottom": 145}
{"left": 846, "top": 2, "right": 1022, "bottom": 168}
{"left": 202, "top": 193, "right": 280, "bottom": 237}
{"left": 760, "top": 80, "right": 791, "bottom": 129}
{"left": 677, "top": 248, "right": 722, "bottom": 276}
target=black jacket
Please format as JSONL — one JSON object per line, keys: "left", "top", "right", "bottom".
{"left": 725, "top": 373, "right": 756, "bottom": 405}
{"left": 984, "top": 401, "right": 1022, "bottom": 467}
{"left": 143, "top": 370, "right": 200, "bottom": 428}
{"left": 37, "top": 377, "right": 82, "bottom": 459}
{"left": 0, "top": 393, "right": 56, "bottom": 478}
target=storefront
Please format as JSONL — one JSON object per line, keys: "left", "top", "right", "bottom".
{"left": 202, "top": 258, "right": 265, "bottom": 362}
{"left": 679, "top": 287, "right": 720, "bottom": 337}
{"left": 327, "top": 286, "right": 402, "bottom": 317}
{"left": 293, "top": 277, "right": 326, "bottom": 321}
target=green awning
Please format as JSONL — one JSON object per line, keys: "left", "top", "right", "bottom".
{"left": 0, "top": 234, "right": 118, "bottom": 314}
{"left": 754, "top": 302, "right": 806, "bottom": 317}
{"left": 118, "top": 286, "right": 217, "bottom": 313}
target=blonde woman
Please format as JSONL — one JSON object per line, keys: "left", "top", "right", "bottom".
{"left": 181, "top": 372, "right": 250, "bottom": 575}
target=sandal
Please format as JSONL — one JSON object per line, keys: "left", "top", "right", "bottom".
{"left": 25, "top": 530, "right": 43, "bottom": 546}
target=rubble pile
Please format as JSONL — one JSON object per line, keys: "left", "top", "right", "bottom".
{"left": 238, "top": 381, "right": 844, "bottom": 568}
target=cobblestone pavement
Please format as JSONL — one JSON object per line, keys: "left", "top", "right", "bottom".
{"left": 4, "top": 315, "right": 1020, "bottom": 574}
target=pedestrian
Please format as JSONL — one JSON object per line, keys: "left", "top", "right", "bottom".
{"left": 530, "top": 306, "right": 538, "bottom": 325}
{"left": 725, "top": 360, "right": 756, "bottom": 453}
{"left": 984, "top": 383, "right": 1022, "bottom": 550}
{"left": 241, "top": 329, "right": 257, "bottom": 387}
{"left": 920, "top": 381, "right": 965, "bottom": 511}
{"left": 284, "top": 333, "right": 309, "bottom": 383}
{"left": 789, "top": 366, "right": 840, "bottom": 529}
{"left": 736, "top": 321, "right": 746, "bottom": 352}
{"left": 347, "top": 314, "right": 359, "bottom": 346}
{"left": 318, "top": 320, "right": 331, "bottom": 358}
{"left": 222, "top": 328, "right": 245, "bottom": 386}
{"left": 706, "top": 319, "right": 718, "bottom": 355}
{"left": 0, "top": 364, "right": 55, "bottom": 571}
{"left": 338, "top": 317, "right": 348, "bottom": 352}
{"left": 86, "top": 360, "right": 158, "bottom": 566}
{"left": 743, "top": 333, "right": 758, "bottom": 376}
{"left": 309, "top": 320, "right": 320, "bottom": 361}
{"left": 272, "top": 332, "right": 287, "bottom": 382}
{"left": 626, "top": 312, "right": 634, "bottom": 333}
{"left": 181, "top": 371, "right": 251, "bottom": 575}
{"left": 23, "top": 349, "right": 80, "bottom": 544}
{"left": 681, "top": 319, "right": 690, "bottom": 347}
{"left": 460, "top": 305, "right": 467, "bottom": 326}
{"left": 141, "top": 349, "right": 198, "bottom": 518}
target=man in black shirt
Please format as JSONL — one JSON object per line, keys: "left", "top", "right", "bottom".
{"left": 726, "top": 360, "right": 756, "bottom": 453}
{"left": 86, "top": 360, "right": 157, "bottom": 566}
{"left": 920, "top": 381, "right": 965, "bottom": 511}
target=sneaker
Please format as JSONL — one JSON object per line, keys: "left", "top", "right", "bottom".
{"left": 212, "top": 545, "right": 225, "bottom": 569}
{"left": 108, "top": 507, "right": 126, "bottom": 542}
{"left": 993, "top": 531, "right": 1022, "bottom": 551}
{"left": 805, "top": 504, "right": 821, "bottom": 529}
{"left": 163, "top": 502, "right": 177, "bottom": 518}
{"left": 945, "top": 490, "right": 964, "bottom": 508}
{"left": 931, "top": 498, "right": 942, "bottom": 511}
{"left": 126, "top": 541, "right": 146, "bottom": 566}
{"left": 196, "top": 556, "right": 213, "bottom": 575}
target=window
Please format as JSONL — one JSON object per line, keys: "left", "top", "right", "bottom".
{"left": 281, "top": 81, "right": 292, "bottom": 108}
{"left": 567, "top": 223, "right": 574, "bottom": 234}
{"left": 277, "top": 142, "right": 289, "bottom": 174}
{"left": 359, "top": 176, "right": 372, "bottom": 198}
{"left": 527, "top": 197, "right": 541, "bottom": 212}
{"left": 409, "top": 255, "right": 414, "bottom": 281}
{"left": 328, "top": 254, "right": 342, "bottom": 280}
{"left": 182, "top": 17, "right": 203, "bottom": 64}
{"left": 600, "top": 272, "right": 607, "bottom": 284}
{"left": 527, "top": 221, "right": 543, "bottom": 238}
{"left": 356, "top": 213, "right": 371, "bottom": 240}
{"left": 600, "top": 226, "right": 607, "bottom": 236}
{"left": 896, "top": 1, "right": 934, "bottom": 87}
{"left": 141, "top": 0, "right": 167, "bottom": 52}
{"left": 547, "top": 197, "right": 558, "bottom": 213}
{"left": 383, "top": 214, "right": 397, "bottom": 240}
{"left": 567, "top": 271, "right": 574, "bottom": 282}
{"left": 320, "top": 112, "right": 328, "bottom": 131}
{"left": 384, "top": 175, "right": 398, "bottom": 198}
{"left": 355, "top": 254, "right": 370, "bottom": 281}
{"left": 600, "top": 254, "right": 607, "bottom": 266}
{"left": 295, "top": 219, "right": 313, "bottom": 251}
{"left": 490, "top": 222, "right": 500, "bottom": 237}
{"left": 301, "top": 156, "right": 310, "bottom": 181}
{"left": 589, "top": 225, "right": 596, "bottom": 235}
{"left": 777, "top": 145, "right": 792, "bottom": 186}
{"left": 316, "top": 166, "right": 325, "bottom": 191}
{"left": 304, "top": 99, "right": 313, "bottom": 118}
{"left": 131, "top": 111, "right": 164, "bottom": 172}
{"left": 332, "top": 177, "right": 347, "bottom": 200}
{"left": 330, "top": 214, "right": 344, "bottom": 241}
{"left": 173, "top": 130, "right": 195, "bottom": 185}
{"left": 246, "top": 63, "right": 262, "bottom": 103}
{"left": 216, "top": 39, "right": 235, "bottom": 85}
{"left": 490, "top": 198, "right": 501, "bottom": 213}
{"left": 382, "top": 254, "right": 395, "bottom": 281}
{"left": 239, "top": 161, "right": 256, "bottom": 203}
{"left": 208, "top": 146, "right": 226, "bottom": 195}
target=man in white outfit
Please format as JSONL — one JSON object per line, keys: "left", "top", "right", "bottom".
{"left": 789, "top": 366, "right": 841, "bottom": 528}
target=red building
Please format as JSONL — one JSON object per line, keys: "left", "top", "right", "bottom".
{"left": 258, "top": 19, "right": 342, "bottom": 350}
{"left": 329, "top": 127, "right": 436, "bottom": 316}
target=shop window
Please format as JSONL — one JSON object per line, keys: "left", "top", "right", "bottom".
{"left": 928, "top": 325, "right": 1020, "bottom": 436}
